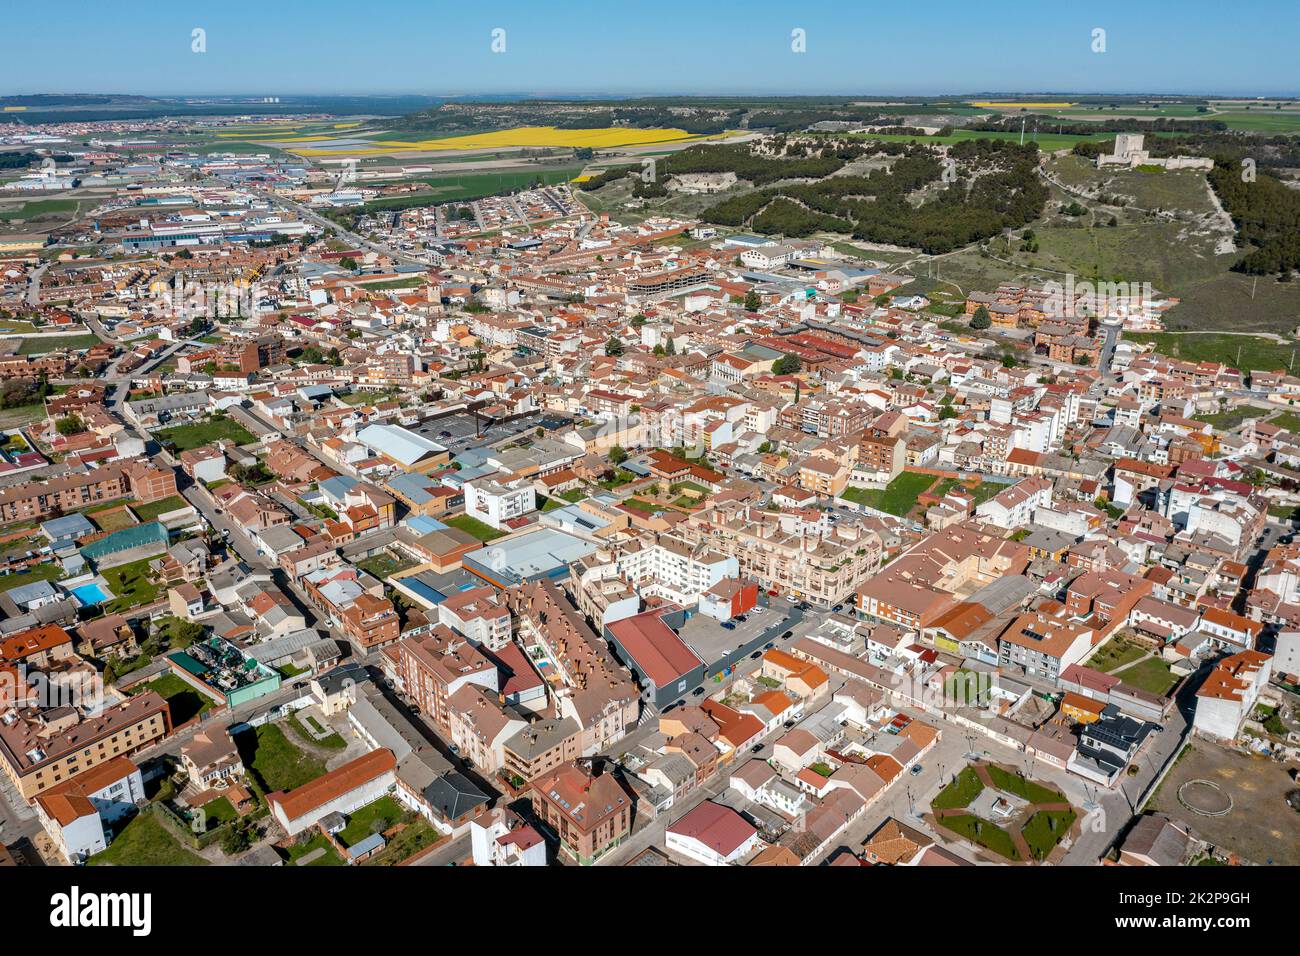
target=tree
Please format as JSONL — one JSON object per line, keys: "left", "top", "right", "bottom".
{"left": 652, "top": 344, "right": 665, "bottom": 356}
{"left": 609, "top": 445, "right": 628, "bottom": 465}
{"left": 758, "top": 441, "right": 773, "bottom": 454}
{"left": 1001, "top": 354, "right": 1018, "bottom": 368}
{"left": 220, "top": 819, "right": 254, "bottom": 855}
{"left": 605, "top": 336, "right": 624, "bottom": 356}
{"left": 339, "top": 256, "right": 358, "bottom": 271}
{"left": 939, "top": 405, "right": 959, "bottom": 420}
{"left": 56, "top": 414, "right": 86, "bottom": 436}
{"left": 743, "top": 291, "right": 762, "bottom": 312}
{"left": 970, "top": 306, "right": 992, "bottom": 330}
{"left": 772, "top": 355, "right": 802, "bottom": 376}
{"left": 664, "top": 338, "right": 676, "bottom": 356}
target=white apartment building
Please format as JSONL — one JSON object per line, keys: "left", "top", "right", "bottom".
{"left": 1193, "top": 650, "right": 1272, "bottom": 742}
{"left": 465, "top": 478, "right": 536, "bottom": 531}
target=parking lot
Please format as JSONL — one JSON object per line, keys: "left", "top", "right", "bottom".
{"left": 678, "top": 603, "right": 799, "bottom": 677}
{"left": 412, "top": 411, "right": 569, "bottom": 453}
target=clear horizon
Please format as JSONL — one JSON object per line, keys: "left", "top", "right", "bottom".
{"left": 3, "top": 0, "right": 1297, "bottom": 98}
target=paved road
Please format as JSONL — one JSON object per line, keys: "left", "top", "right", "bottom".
{"left": 25, "top": 261, "right": 50, "bottom": 308}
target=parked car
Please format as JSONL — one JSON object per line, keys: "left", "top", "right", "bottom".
{"left": 692, "top": 687, "right": 705, "bottom": 697}
{"left": 750, "top": 744, "right": 764, "bottom": 754}
{"left": 721, "top": 621, "right": 736, "bottom": 630}
{"left": 750, "top": 651, "right": 761, "bottom": 660}
{"left": 765, "top": 642, "right": 775, "bottom": 650}
{"left": 909, "top": 764, "right": 923, "bottom": 776}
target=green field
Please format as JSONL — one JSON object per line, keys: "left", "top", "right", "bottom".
{"left": 0, "top": 198, "right": 82, "bottom": 221}
{"left": 130, "top": 494, "right": 188, "bottom": 522}
{"left": 88, "top": 811, "right": 208, "bottom": 867}
{"left": 101, "top": 557, "right": 163, "bottom": 613}
{"left": 16, "top": 333, "right": 100, "bottom": 354}
{"left": 0, "top": 559, "right": 64, "bottom": 591}
{"left": 1269, "top": 412, "right": 1300, "bottom": 433}
{"left": 1212, "top": 110, "right": 1300, "bottom": 133}
{"left": 357, "top": 277, "right": 428, "bottom": 290}
{"left": 283, "top": 832, "right": 345, "bottom": 866}
{"left": 1087, "top": 636, "right": 1148, "bottom": 673}
{"left": 336, "top": 796, "right": 402, "bottom": 847}
{"left": 443, "top": 513, "right": 506, "bottom": 542}
{"left": 839, "top": 471, "right": 936, "bottom": 516}
{"left": 240, "top": 723, "right": 327, "bottom": 793}
{"left": 154, "top": 417, "right": 256, "bottom": 451}
{"left": 1123, "top": 332, "right": 1300, "bottom": 374}
{"left": 1196, "top": 405, "right": 1268, "bottom": 430}
{"left": 132, "top": 672, "right": 217, "bottom": 724}
{"left": 1114, "top": 657, "right": 1181, "bottom": 697}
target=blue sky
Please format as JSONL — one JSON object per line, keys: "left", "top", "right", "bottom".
{"left": 3, "top": 0, "right": 1296, "bottom": 97}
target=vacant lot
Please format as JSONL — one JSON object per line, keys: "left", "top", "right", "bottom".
{"left": 1149, "top": 740, "right": 1300, "bottom": 865}
{"left": 1087, "top": 636, "right": 1147, "bottom": 673}
{"left": 132, "top": 672, "right": 217, "bottom": 724}
{"left": 356, "top": 551, "right": 420, "bottom": 579}
{"left": 131, "top": 494, "right": 189, "bottom": 522}
{"left": 841, "top": 471, "right": 936, "bottom": 516}
{"left": 17, "top": 333, "right": 100, "bottom": 354}
{"left": 239, "top": 723, "right": 327, "bottom": 794}
{"left": 443, "top": 513, "right": 506, "bottom": 542}
{"left": 1113, "top": 657, "right": 1182, "bottom": 697}
{"left": 154, "top": 417, "right": 255, "bottom": 452}
{"left": 88, "top": 810, "right": 207, "bottom": 867}
{"left": 1124, "top": 332, "right": 1300, "bottom": 374}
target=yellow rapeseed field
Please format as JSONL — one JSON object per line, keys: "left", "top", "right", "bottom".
{"left": 291, "top": 125, "right": 699, "bottom": 156}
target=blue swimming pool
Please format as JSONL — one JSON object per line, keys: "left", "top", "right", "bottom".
{"left": 71, "top": 583, "right": 109, "bottom": 606}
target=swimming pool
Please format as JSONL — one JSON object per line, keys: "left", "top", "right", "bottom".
{"left": 71, "top": 583, "right": 109, "bottom": 607}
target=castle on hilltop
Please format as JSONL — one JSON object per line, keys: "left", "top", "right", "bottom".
{"left": 1096, "top": 133, "right": 1213, "bottom": 170}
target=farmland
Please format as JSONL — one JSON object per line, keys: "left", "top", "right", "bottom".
{"left": 291, "top": 125, "right": 707, "bottom": 158}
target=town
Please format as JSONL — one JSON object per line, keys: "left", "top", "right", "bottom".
{"left": 0, "top": 19, "right": 1297, "bottom": 896}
